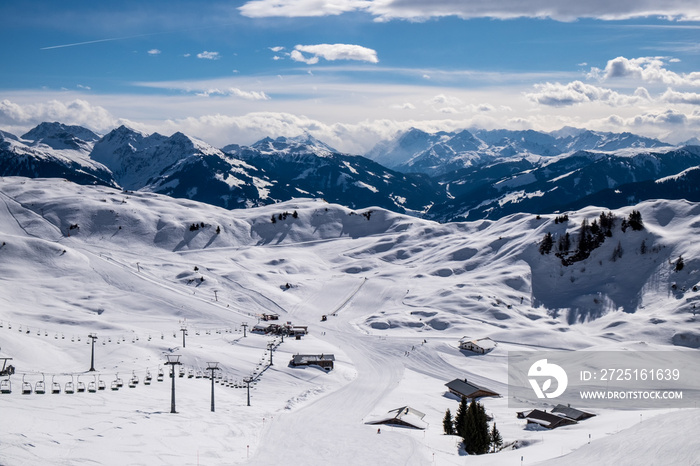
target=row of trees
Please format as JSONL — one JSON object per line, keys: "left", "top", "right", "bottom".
{"left": 539, "top": 210, "right": 645, "bottom": 265}
{"left": 443, "top": 397, "right": 502, "bottom": 455}
{"left": 270, "top": 210, "right": 299, "bottom": 223}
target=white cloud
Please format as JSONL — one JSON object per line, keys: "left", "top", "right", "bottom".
{"left": 239, "top": 0, "right": 367, "bottom": 18}
{"left": 184, "top": 53, "right": 191, "bottom": 57}
{"left": 239, "top": 0, "right": 700, "bottom": 21}
{"left": 589, "top": 56, "right": 700, "bottom": 87}
{"left": 525, "top": 81, "right": 649, "bottom": 107}
{"left": 77, "top": 84, "right": 91, "bottom": 90}
{"left": 193, "top": 88, "right": 271, "bottom": 100}
{"left": 197, "top": 51, "right": 220, "bottom": 60}
{"left": 661, "top": 88, "right": 700, "bottom": 105}
{"left": 291, "top": 44, "right": 378, "bottom": 64}
{"left": 269, "top": 46, "right": 285, "bottom": 52}
{"left": 0, "top": 99, "right": 116, "bottom": 133}
{"left": 148, "top": 49, "right": 161, "bottom": 55}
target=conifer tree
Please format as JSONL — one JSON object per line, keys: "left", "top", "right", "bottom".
{"left": 454, "top": 396, "right": 468, "bottom": 439}
{"left": 443, "top": 409, "right": 455, "bottom": 435}
{"left": 539, "top": 232, "right": 554, "bottom": 255}
{"left": 490, "top": 423, "right": 503, "bottom": 452}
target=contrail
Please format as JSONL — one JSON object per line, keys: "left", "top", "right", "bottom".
{"left": 40, "top": 33, "right": 156, "bottom": 50}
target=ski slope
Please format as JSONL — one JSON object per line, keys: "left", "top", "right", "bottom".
{"left": 0, "top": 177, "right": 699, "bottom": 465}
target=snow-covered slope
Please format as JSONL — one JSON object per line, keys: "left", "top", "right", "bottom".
{"left": 0, "top": 177, "right": 698, "bottom": 465}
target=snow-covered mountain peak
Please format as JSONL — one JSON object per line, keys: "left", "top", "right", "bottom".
{"left": 250, "top": 133, "right": 337, "bottom": 157}
{"left": 20, "top": 122, "right": 100, "bottom": 152}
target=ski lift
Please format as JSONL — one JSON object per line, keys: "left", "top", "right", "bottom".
{"left": 195, "top": 370, "right": 203, "bottom": 379}
{"left": 97, "top": 376, "right": 106, "bottom": 391}
{"left": 111, "top": 380, "right": 119, "bottom": 391}
{"left": 129, "top": 372, "right": 139, "bottom": 388}
{"left": 44, "top": 331, "right": 48, "bottom": 337}
{"left": 144, "top": 370, "right": 152, "bottom": 385}
{"left": 115, "top": 373, "right": 123, "bottom": 388}
{"left": 54, "top": 333, "right": 58, "bottom": 339}
{"left": 76, "top": 376, "right": 86, "bottom": 393}
{"left": 88, "top": 376, "right": 97, "bottom": 393}
{"left": 157, "top": 367, "right": 164, "bottom": 382}
{"left": 1, "top": 378, "right": 11, "bottom": 394}
{"left": 35, "top": 374, "right": 46, "bottom": 394}
{"left": 178, "top": 366, "right": 185, "bottom": 378}
{"left": 22, "top": 375, "right": 32, "bottom": 395}
{"left": 187, "top": 369, "right": 194, "bottom": 378}
{"left": 64, "top": 376, "right": 75, "bottom": 394}
{"left": 51, "top": 376, "right": 61, "bottom": 394}
{"left": 77, "top": 336, "right": 81, "bottom": 342}
{"left": 148, "top": 335, "right": 152, "bottom": 341}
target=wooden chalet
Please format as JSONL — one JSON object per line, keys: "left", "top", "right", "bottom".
{"left": 445, "top": 378, "right": 499, "bottom": 400}
{"left": 458, "top": 337, "right": 497, "bottom": 354}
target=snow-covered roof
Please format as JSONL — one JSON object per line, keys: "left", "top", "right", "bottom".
{"left": 365, "top": 406, "right": 428, "bottom": 430}
{"left": 291, "top": 354, "right": 335, "bottom": 365}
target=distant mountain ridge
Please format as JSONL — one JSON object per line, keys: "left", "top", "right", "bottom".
{"left": 2, "top": 121, "right": 700, "bottom": 222}
{"left": 367, "top": 127, "right": 673, "bottom": 177}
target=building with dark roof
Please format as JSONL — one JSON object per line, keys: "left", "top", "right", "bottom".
{"left": 551, "top": 404, "right": 596, "bottom": 421}
{"left": 289, "top": 354, "right": 335, "bottom": 371}
{"left": 445, "top": 378, "right": 499, "bottom": 400}
{"left": 521, "top": 409, "right": 578, "bottom": 429}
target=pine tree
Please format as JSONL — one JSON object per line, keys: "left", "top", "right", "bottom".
{"left": 539, "top": 232, "right": 554, "bottom": 255}
{"left": 558, "top": 232, "right": 571, "bottom": 252}
{"left": 462, "top": 400, "right": 490, "bottom": 455}
{"left": 454, "top": 396, "right": 468, "bottom": 439}
{"left": 443, "top": 409, "right": 455, "bottom": 435}
{"left": 490, "top": 423, "right": 503, "bottom": 452}
{"left": 628, "top": 210, "right": 644, "bottom": 231}
{"left": 675, "top": 256, "right": 685, "bottom": 272}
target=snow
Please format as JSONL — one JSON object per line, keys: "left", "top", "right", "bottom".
{"left": 1, "top": 177, "right": 699, "bottom": 465}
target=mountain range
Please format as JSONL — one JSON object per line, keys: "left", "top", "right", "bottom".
{"left": 2, "top": 122, "right": 700, "bottom": 221}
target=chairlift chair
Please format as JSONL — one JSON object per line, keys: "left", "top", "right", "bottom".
{"left": 76, "top": 376, "right": 86, "bottom": 393}
{"left": 64, "top": 377, "right": 75, "bottom": 394}
{"left": 187, "top": 369, "right": 194, "bottom": 378}
{"left": 97, "top": 377, "right": 106, "bottom": 391}
{"left": 129, "top": 372, "right": 139, "bottom": 388}
{"left": 111, "top": 380, "right": 119, "bottom": 391}
{"left": 22, "top": 375, "right": 32, "bottom": 395}
{"left": 1, "top": 378, "right": 11, "bottom": 394}
{"left": 115, "top": 374, "right": 123, "bottom": 388}
{"left": 88, "top": 376, "right": 97, "bottom": 393}
{"left": 35, "top": 374, "right": 46, "bottom": 394}
{"left": 157, "top": 367, "right": 164, "bottom": 382}
{"left": 144, "top": 370, "right": 152, "bottom": 385}
{"left": 178, "top": 366, "right": 185, "bottom": 378}
{"left": 195, "top": 370, "right": 203, "bottom": 379}
{"left": 51, "top": 376, "right": 61, "bottom": 394}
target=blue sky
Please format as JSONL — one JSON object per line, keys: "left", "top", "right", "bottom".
{"left": 2, "top": 0, "right": 700, "bottom": 152}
